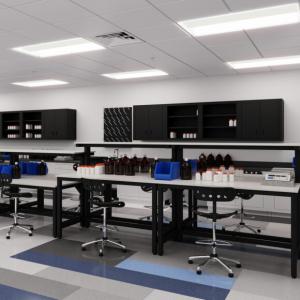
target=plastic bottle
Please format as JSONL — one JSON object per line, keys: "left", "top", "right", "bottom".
{"left": 180, "top": 158, "right": 192, "bottom": 180}
{"left": 115, "top": 156, "right": 125, "bottom": 175}
{"left": 132, "top": 154, "right": 140, "bottom": 173}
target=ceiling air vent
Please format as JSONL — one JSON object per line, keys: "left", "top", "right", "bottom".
{"left": 95, "top": 31, "right": 143, "bottom": 47}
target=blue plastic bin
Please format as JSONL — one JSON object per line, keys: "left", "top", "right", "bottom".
{"left": 26, "top": 162, "right": 40, "bottom": 175}
{"left": 20, "top": 161, "right": 27, "bottom": 174}
{"left": 188, "top": 159, "right": 198, "bottom": 174}
{"left": 1, "top": 165, "right": 12, "bottom": 176}
{"left": 154, "top": 162, "right": 180, "bottom": 180}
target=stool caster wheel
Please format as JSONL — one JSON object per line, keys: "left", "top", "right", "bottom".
{"left": 30, "top": 227, "right": 34, "bottom": 231}
{"left": 188, "top": 259, "right": 193, "bottom": 264}
{"left": 122, "top": 249, "right": 127, "bottom": 253}
{"left": 196, "top": 269, "right": 202, "bottom": 275}
{"left": 6, "top": 235, "right": 10, "bottom": 239}
{"left": 29, "top": 233, "right": 33, "bottom": 237}
{"left": 236, "top": 263, "right": 242, "bottom": 268}
{"left": 81, "top": 246, "right": 86, "bottom": 251}
{"left": 146, "top": 217, "right": 151, "bottom": 220}
{"left": 257, "top": 229, "right": 261, "bottom": 233}
{"left": 228, "top": 273, "right": 234, "bottom": 278}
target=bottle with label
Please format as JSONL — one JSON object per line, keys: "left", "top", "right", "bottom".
{"left": 224, "top": 154, "right": 233, "bottom": 170}
{"left": 198, "top": 154, "right": 207, "bottom": 174}
{"left": 114, "top": 157, "right": 124, "bottom": 175}
{"left": 12, "top": 162, "right": 21, "bottom": 179}
{"left": 39, "top": 160, "right": 47, "bottom": 175}
{"left": 124, "top": 156, "right": 135, "bottom": 176}
{"left": 151, "top": 157, "right": 158, "bottom": 178}
{"left": 180, "top": 158, "right": 192, "bottom": 180}
{"left": 215, "top": 154, "right": 224, "bottom": 168}
{"left": 140, "top": 155, "right": 150, "bottom": 173}
{"left": 206, "top": 154, "right": 215, "bottom": 169}
{"left": 105, "top": 157, "right": 114, "bottom": 174}
{"left": 132, "top": 154, "right": 140, "bottom": 173}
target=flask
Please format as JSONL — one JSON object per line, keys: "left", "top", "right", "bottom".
{"left": 180, "top": 158, "right": 192, "bottom": 180}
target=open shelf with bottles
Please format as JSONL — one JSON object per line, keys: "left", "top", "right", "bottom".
{"left": 167, "top": 104, "right": 199, "bottom": 140}
{"left": 202, "top": 103, "right": 237, "bottom": 140}
{"left": 23, "top": 111, "right": 43, "bottom": 139}
{"left": 2, "top": 112, "right": 21, "bottom": 139}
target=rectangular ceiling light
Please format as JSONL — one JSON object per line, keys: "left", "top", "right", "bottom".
{"left": 227, "top": 55, "right": 300, "bottom": 69}
{"left": 102, "top": 69, "right": 168, "bottom": 80}
{"left": 12, "top": 38, "right": 105, "bottom": 58}
{"left": 12, "top": 79, "right": 69, "bottom": 87}
{"left": 178, "top": 3, "right": 300, "bottom": 36}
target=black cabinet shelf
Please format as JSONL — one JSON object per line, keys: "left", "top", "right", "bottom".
{"left": 133, "top": 99, "right": 284, "bottom": 142}
{"left": 0, "top": 109, "right": 76, "bottom": 140}
{"left": 168, "top": 115, "right": 198, "bottom": 119}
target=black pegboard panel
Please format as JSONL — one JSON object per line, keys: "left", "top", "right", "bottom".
{"left": 104, "top": 107, "right": 132, "bottom": 142}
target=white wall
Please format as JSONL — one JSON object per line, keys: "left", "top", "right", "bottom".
{"left": 0, "top": 69, "right": 299, "bottom": 162}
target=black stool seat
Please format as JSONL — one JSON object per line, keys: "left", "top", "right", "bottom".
{"left": 196, "top": 210, "right": 237, "bottom": 220}
{"left": 91, "top": 197, "right": 125, "bottom": 208}
{"left": 5, "top": 192, "right": 33, "bottom": 198}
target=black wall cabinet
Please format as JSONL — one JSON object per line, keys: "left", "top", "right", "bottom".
{"left": 133, "top": 99, "right": 284, "bottom": 142}
{"left": 133, "top": 105, "right": 166, "bottom": 140}
{"left": 42, "top": 109, "right": 76, "bottom": 140}
{"left": 1, "top": 109, "right": 76, "bottom": 140}
{"left": 240, "top": 99, "right": 283, "bottom": 141}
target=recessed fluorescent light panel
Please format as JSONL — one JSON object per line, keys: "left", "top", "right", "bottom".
{"left": 227, "top": 55, "right": 300, "bottom": 69}
{"left": 12, "top": 79, "right": 69, "bottom": 88}
{"left": 102, "top": 69, "right": 168, "bottom": 80}
{"left": 178, "top": 3, "right": 300, "bottom": 36}
{"left": 12, "top": 38, "right": 105, "bottom": 58}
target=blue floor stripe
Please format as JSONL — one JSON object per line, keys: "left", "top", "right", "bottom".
{"left": 13, "top": 250, "right": 229, "bottom": 300}
{"left": 0, "top": 283, "right": 55, "bottom": 300}
{"left": 116, "top": 258, "right": 234, "bottom": 290}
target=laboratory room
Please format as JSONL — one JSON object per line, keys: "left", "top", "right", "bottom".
{"left": 0, "top": 1, "right": 300, "bottom": 300}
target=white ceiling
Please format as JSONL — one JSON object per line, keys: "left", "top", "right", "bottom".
{"left": 0, "top": 0, "right": 299, "bottom": 92}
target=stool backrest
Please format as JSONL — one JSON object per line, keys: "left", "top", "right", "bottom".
{"left": 0, "top": 174, "right": 12, "bottom": 187}
{"left": 82, "top": 179, "right": 105, "bottom": 193}
{"left": 194, "top": 187, "right": 236, "bottom": 202}
{"left": 237, "top": 192, "right": 253, "bottom": 200}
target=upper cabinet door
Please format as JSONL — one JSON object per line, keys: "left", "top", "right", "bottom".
{"left": 133, "top": 105, "right": 166, "bottom": 140}
{"left": 42, "top": 110, "right": 76, "bottom": 140}
{"left": 260, "top": 100, "right": 284, "bottom": 141}
{"left": 133, "top": 106, "right": 149, "bottom": 140}
{"left": 241, "top": 101, "right": 261, "bottom": 140}
{"left": 148, "top": 105, "right": 166, "bottom": 140}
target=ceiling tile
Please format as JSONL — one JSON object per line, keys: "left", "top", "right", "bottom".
{"left": 70, "top": 0, "right": 150, "bottom": 15}
{"left": 208, "top": 42, "right": 261, "bottom": 61}
{"left": 55, "top": 16, "right": 118, "bottom": 38}
{"left": 225, "top": 0, "right": 297, "bottom": 11}
{"left": 0, "top": 0, "right": 42, "bottom": 7}
{"left": 102, "top": 6, "right": 170, "bottom": 32}
{"left": 17, "top": 0, "right": 95, "bottom": 26}
{"left": 148, "top": 0, "right": 228, "bottom": 21}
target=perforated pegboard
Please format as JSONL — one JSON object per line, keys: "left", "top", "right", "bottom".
{"left": 104, "top": 107, "right": 132, "bottom": 142}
